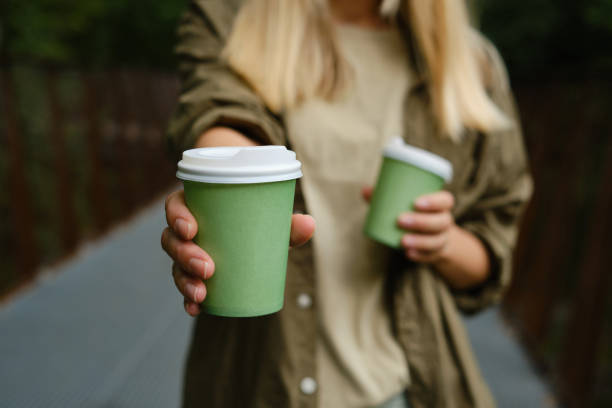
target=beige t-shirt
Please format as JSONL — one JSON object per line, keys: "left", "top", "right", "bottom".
{"left": 286, "top": 24, "right": 412, "bottom": 407}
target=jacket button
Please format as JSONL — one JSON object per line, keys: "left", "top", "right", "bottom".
{"left": 296, "top": 293, "right": 312, "bottom": 309}
{"left": 300, "top": 377, "right": 317, "bottom": 395}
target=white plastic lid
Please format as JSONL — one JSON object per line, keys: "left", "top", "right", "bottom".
{"left": 383, "top": 137, "right": 453, "bottom": 182}
{"left": 176, "top": 145, "right": 302, "bottom": 184}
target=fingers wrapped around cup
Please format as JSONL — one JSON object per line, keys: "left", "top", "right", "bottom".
{"left": 172, "top": 262, "right": 207, "bottom": 305}
{"left": 396, "top": 191, "right": 455, "bottom": 263}
{"left": 160, "top": 227, "right": 214, "bottom": 280}
{"left": 164, "top": 190, "right": 198, "bottom": 241}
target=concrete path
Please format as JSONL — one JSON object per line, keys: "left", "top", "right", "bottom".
{"left": 0, "top": 199, "right": 556, "bottom": 407}
{"left": 464, "top": 309, "right": 557, "bottom": 407}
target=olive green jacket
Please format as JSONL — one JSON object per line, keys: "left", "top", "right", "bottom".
{"left": 167, "top": 1, "right": 533, "bottom": 407}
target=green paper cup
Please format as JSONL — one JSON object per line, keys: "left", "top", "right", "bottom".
{"left": 364, "top": 137, "right": 453, "bottom": 249}
{"left": 176, "top": 146, "right": 302, "bottom": 317}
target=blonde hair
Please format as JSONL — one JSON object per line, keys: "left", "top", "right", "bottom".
{"left": 223, "top": 0, "right": 509, "bottom": 140}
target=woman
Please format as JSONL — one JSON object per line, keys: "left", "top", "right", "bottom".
{"left": 161, "top": 0, "right": 533, "bottom": 407}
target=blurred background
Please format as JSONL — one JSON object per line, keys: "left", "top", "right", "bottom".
{"left": 1, "top": 0, "right": 610, "bottom": 407}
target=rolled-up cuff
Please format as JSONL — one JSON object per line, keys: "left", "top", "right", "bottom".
{"left": 451, "top": 221, "right": 512, "bottom": 315}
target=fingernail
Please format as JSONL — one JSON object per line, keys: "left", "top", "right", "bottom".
{"left": 399, "top": 215, "right": 414, "bottom": 227}
{"left": 416, "top": 198, "right": 429, "bottom": 208}
{"left": 185, "top": 283, "right": 199, "bottom": 301}
{"left": 203, "top": 261, "right": 210, "bottom": 280}
{"left": 194, "top": 286, "right": 203, "bottom": 303}
{"left": 189, "top": 258, "right": 206, "bottom": 277}
{"left": 174, "top": 218, "right": 189, "bottom": 237}
{"left": 402, "top": 235, "right": 416, "bottom": 246}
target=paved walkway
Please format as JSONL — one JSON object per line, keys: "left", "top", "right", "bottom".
{"left": 0, "top": 199, "right": 556, "bottom": 407}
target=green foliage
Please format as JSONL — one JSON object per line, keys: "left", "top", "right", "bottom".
{"left": 584, "top": 0, "right": 612, "bottom": 32}
{"left": 476, "top": 0, "right": 612, "bottom": 79}
{"left": 4, "top": 0, "right": 612, "bottom": 74}
{"left": 2, "top": 0, "right": 187, "bottom": 69}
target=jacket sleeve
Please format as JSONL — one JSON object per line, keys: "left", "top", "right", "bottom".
{"left": 451, "top": 41, "right": 534, "bottom": 314}
{"left": 166, "top": 0, "right": 286, "bottom": 159}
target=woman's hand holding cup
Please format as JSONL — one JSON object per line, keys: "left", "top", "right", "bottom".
{"left": 162, "top": 190, "right": 315, "bottom": 317}
{"left": 162, "top": 190, "right": 214, "bottom": 317}
{"left": 395, "top": 190, "right": 455, "bottom": 263}
{"left": 363, "top": 183, "right": 491, "bottom": 289}
{"left": 361, "top": 187, "right": 456, "bottom": 264}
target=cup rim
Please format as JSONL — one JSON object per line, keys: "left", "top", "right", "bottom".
{"left": 383, "top": 137, "right": 453, "bottom": 181}
{"left": 176, "top": 145, "right": 302, "bottom": 184}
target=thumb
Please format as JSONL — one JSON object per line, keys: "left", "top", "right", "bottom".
{"left": 361, "top": 186, "right": 374, "bottom": 203}
{"left": 289, "top": 214, "right": 315, "bottom": 247}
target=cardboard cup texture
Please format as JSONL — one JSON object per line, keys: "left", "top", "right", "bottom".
{"left": 183, "top": 180, "right": 296, "bottom": 317}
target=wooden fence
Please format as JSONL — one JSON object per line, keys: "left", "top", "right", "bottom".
{"left": 1, "top": 66, "right": 610, "bottom": 407}
{"left": 506, "top": 80, "right": 612, "bottom": 407}
{"left": 0, "top": 66, "right": 179, "bottom": 295}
